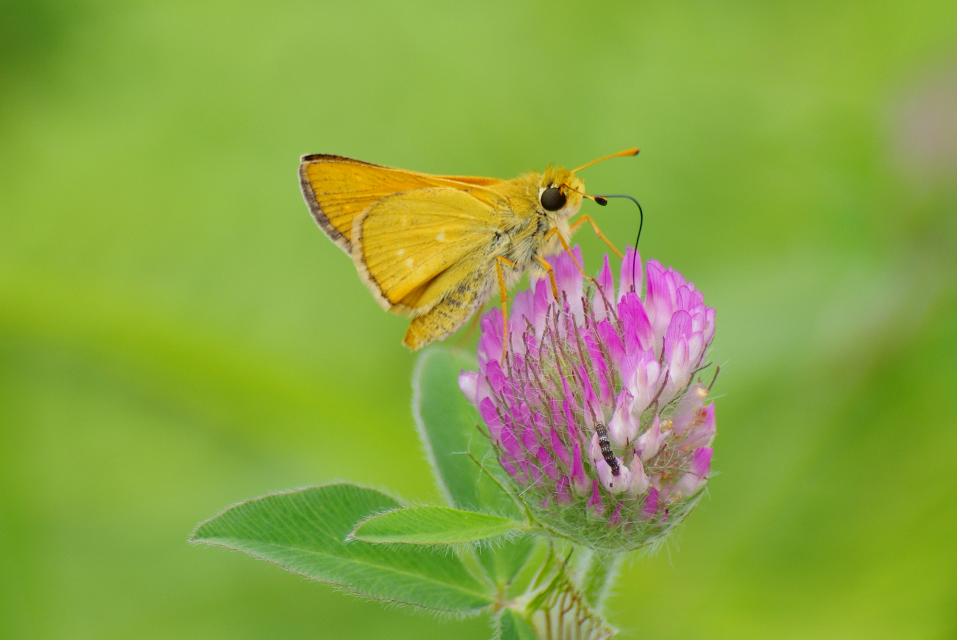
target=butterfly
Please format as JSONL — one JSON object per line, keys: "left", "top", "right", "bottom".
{"left": 298, "top": 148, "right": 638, "bottom": 350}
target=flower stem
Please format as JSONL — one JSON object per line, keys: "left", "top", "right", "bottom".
{"left": 575, "top": 548, "right": 624, "bottom": 609}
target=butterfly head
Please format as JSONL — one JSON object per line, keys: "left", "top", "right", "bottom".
{"left": 538, "top": 167, "right": 585, "bottom": 220}
{"left": 537, "top": 148, "right": 640, "bottom": 220}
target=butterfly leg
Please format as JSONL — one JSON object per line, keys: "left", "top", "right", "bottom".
{"left": 495, "top": 256, "right": 516, "bottom": 357}
{"left": 545, "top": 227, "right": 589, "bottom": 277}
{"left": 534, "top": 256, "right": 560, "bottom": 300}
{"left": 570, "top": 214, "right": 624, "bottom": 258}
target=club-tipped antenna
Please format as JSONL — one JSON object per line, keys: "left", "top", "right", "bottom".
{"left": 572, "top": 147, "right": 640, "bottom": 173}
{"left": 593, "top": 193, "right": 644, "bottom": 290}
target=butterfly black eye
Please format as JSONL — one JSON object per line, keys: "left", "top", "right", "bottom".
{"left": 540, "top": 186, "right": 566, "bottom": 211}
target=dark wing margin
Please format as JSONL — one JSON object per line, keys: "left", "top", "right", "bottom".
{"left": 299, "top": 154, "right": 386, "bottom": 253}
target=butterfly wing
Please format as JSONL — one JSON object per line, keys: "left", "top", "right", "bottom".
{"left": 299, "top": 154, "right": 501, "bottom": 253}
{"left": 351, "top": 187, "right": 499, "bottom": 320}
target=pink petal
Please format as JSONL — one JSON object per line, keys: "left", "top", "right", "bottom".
{"left": 619, "top": 247, "right": 643, "bottom": 296}
{"left": 642, "top": 487, "right": 660, "bottom": 519}
{"left": 607, "top": 388, "right": 637, "bottom": 447}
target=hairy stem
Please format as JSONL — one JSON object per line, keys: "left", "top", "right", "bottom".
{"left": 575, "top": 548, "right": 624, "bottom": 609}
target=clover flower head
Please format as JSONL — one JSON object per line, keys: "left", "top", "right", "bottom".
{"left": 459, "top": 247, "right": 718, "bottom": 551}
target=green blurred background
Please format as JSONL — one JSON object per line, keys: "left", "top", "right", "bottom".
{"left": 1, "top": 0, "right": 955, "bottom": 638}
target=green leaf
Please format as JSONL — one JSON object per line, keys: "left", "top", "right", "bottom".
{"left": 190, "top": 484, "right": 492, "bottom": 614}
{"left": 412, "top": 348, "right": 534, "bottom": 584}
{"left": 352, "top": 506, "right": 526, "bottom": 545}
{"left": 504, "top": 540, "right": 550, "bottom": 601}
{"left": 412, "top": 347, "right": 517, "bottom": 517}
{"left": 495, "top": 609, "right": 538, "bottom": 639}
{"left": 476, "top": 534, "right": 536, "bottom": 589}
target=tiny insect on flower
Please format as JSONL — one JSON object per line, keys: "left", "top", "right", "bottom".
{"left": 459, "top": 247, "right": 718, "bottom": 551}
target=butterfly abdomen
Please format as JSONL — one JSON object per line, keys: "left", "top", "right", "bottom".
{"left": 402, "top": 268, "right": 493, "bottom": 349}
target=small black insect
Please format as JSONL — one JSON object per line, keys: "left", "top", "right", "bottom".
{"left": 595, "top": 423, "right": 620, "bottom": 477}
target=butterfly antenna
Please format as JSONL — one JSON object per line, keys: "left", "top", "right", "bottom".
{"left": 572, "top": 147, "right": 639, "bottom": 173}
{"left": 593, "top": 194, "right": 644, "bottom": 290}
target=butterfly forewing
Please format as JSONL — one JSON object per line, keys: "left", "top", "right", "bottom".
{"left": 299, "top": 155, "right": 503, "bottom": 253}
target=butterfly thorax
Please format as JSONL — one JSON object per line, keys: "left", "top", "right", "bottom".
{"left": 486, "top": 168, "right": 584, "bottom": 282}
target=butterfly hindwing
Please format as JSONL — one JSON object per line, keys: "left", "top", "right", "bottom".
{"left": 351, "top": 187, "right": 499, "bottom": 316}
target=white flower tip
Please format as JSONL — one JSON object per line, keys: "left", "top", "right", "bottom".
{"left": 458, "top": 371, "right": 478, "bottom": 401}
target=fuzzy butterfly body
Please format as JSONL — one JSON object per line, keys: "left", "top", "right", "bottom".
{"left": 299, "top": 150, "right": 637, "bottom": 349}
